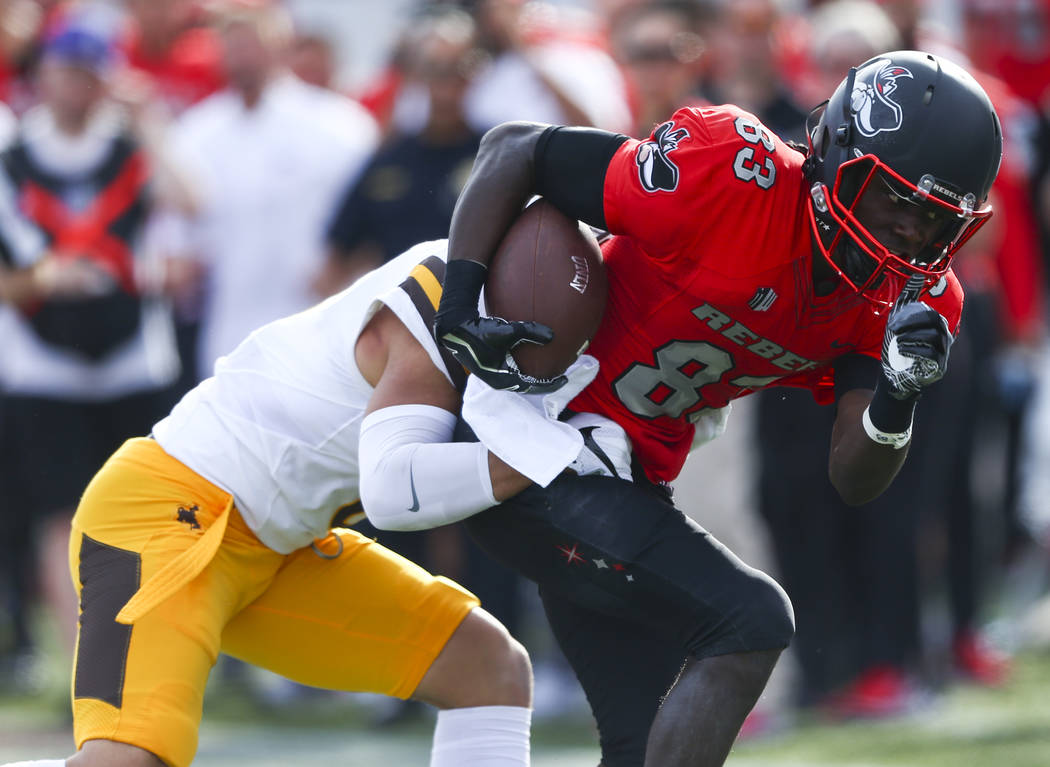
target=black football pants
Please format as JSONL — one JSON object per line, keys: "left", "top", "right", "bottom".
{"left": 463, "top": 471, "right": 794, "bottom": 767}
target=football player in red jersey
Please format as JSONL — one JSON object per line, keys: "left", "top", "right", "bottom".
{"left": 432, "top": 51, "right": 1003, "bottom": 766}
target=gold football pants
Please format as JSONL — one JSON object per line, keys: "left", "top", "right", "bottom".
{"left": 69, "top": 437, "right": 478, "bottom": 767}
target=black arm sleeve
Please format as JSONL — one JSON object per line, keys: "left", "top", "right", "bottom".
{"left": 533, "top": 126, "right": 629, "bottom": 230}
{"left": 833, "top": 353, "right": 880, "bottom": 400}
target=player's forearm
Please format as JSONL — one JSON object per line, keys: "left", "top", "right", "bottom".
{"left": 828, "top": 389, "right": 910, "bottom": 505}
{"left": 359, "top": 410, "right": 497, "bottom": 531}
{"left": 447, "top": 121, "right": 547, "bottom": 268}
{"left": 488, "top": 451, "right": 535, "bottom": 501}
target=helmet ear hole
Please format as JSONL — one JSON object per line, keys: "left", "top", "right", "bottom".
{"left": 819, "top": 126, "right": 830, "bottom": 160}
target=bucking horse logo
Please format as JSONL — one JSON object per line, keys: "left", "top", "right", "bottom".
{"left": 850, "top": 59, "right": 913, "bottom": 138}
{"left": 636, "top": 121, "right": 690, "bottom": 192}
{"left": 177, "top": 504, "right": 201, "bottom": 530}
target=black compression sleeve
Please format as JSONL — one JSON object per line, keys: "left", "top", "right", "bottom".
{"left": 833, "top": 353, "right": 880, "bottom": 400}
{"left": 835, "top": 353, "right": 916, "bottom": 431}
{"left": 533, "top": 126, "right": 629, "bottom": 230}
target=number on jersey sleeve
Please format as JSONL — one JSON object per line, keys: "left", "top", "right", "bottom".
{"left": 731, "top": 116, "right": 777, "bottom": 190}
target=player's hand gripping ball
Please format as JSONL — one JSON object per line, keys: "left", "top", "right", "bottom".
{"left": 881, "top": 275, "right": 953, "bottom": 400}
{"left": 438, "top": 313, "right": 562, "bottom": 392}
{"left": 483, "top": 198, "right": 607, "bottom": 380}
{"left": 436, "top": 198, "right": 607, "bottom": 393}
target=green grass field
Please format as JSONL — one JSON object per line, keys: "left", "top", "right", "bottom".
{"left": 3, "top": 648, "right": 1049, "bottom": 766}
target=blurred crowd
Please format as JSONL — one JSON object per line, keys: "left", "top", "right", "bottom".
{"left": 0, "top": 0, "right": 1048, "bottom": 736}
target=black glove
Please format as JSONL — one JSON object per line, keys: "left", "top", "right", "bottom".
{"left": 880, "top": 275, "right": 953, "bottom": 401}
{"left": 434, "top": 259, "right": 567, "bottom": 393}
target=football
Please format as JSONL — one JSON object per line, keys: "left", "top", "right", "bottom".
{"left": 484, "top": 198, "right": 607, "bottom": 379}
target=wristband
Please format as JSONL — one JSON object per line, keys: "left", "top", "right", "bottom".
{"left": 862, "top": 405, "right": 912, "bottom": 449}
{"left": 868, "top": 377, "right": 918, "bottom": 432}
{"left": 438, "top": 259, "right": 487, "bottom": 313}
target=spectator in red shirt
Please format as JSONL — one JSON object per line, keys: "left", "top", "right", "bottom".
{"left": 119, "top": 0, "right": 225, "bottom": 115}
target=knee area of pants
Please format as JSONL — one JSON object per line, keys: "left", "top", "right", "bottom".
{"left": 736, "top": 575, "right": 796, "bottom": 649}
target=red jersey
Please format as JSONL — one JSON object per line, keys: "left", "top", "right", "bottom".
{"left": 568, "top": 105, "right": 963, "bottom": 483}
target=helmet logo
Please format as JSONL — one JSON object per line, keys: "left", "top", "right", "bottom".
{"left": 849, "top": 59, "right": 914, "bottom": 138}
{"left": 636, "top": 120, "right": 690, "bottom": 192}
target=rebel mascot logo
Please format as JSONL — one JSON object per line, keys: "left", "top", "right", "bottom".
{"left": 849, "top": 59, "right": 913, "bottom": 138}
{"left": 636, "top": 121, "right": 690, "bottom": 192}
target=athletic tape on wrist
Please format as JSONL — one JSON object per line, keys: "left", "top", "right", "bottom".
{"left": 862, "top": 405, "right": 912, "bottom": 450}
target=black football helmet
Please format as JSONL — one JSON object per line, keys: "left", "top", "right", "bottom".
{"left": 804, "top": 50, "right": 1003, "bottom": 302}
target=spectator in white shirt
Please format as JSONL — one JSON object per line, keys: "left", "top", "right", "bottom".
{"left": 169, "top": 3, "right": 378, "bottom": 379}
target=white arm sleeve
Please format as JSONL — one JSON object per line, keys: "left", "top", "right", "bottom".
{"left": 358, "top": 404, "right": 498, "bottom": 532}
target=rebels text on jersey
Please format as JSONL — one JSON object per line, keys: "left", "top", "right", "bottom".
{"left": 568, "top": 105, "right": 963, "bottom": 483}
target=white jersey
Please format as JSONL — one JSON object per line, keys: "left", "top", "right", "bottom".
{"left": 152, "top": 241, "right": 463, "bottom": 553}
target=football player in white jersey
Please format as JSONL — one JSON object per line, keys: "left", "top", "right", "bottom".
{"left": 4, "top": 240, "right": 626, "bottom": 767}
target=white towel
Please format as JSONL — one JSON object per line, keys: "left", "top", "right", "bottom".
{"left": 462, "top": 355, "right": 599, "bottom": 487}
